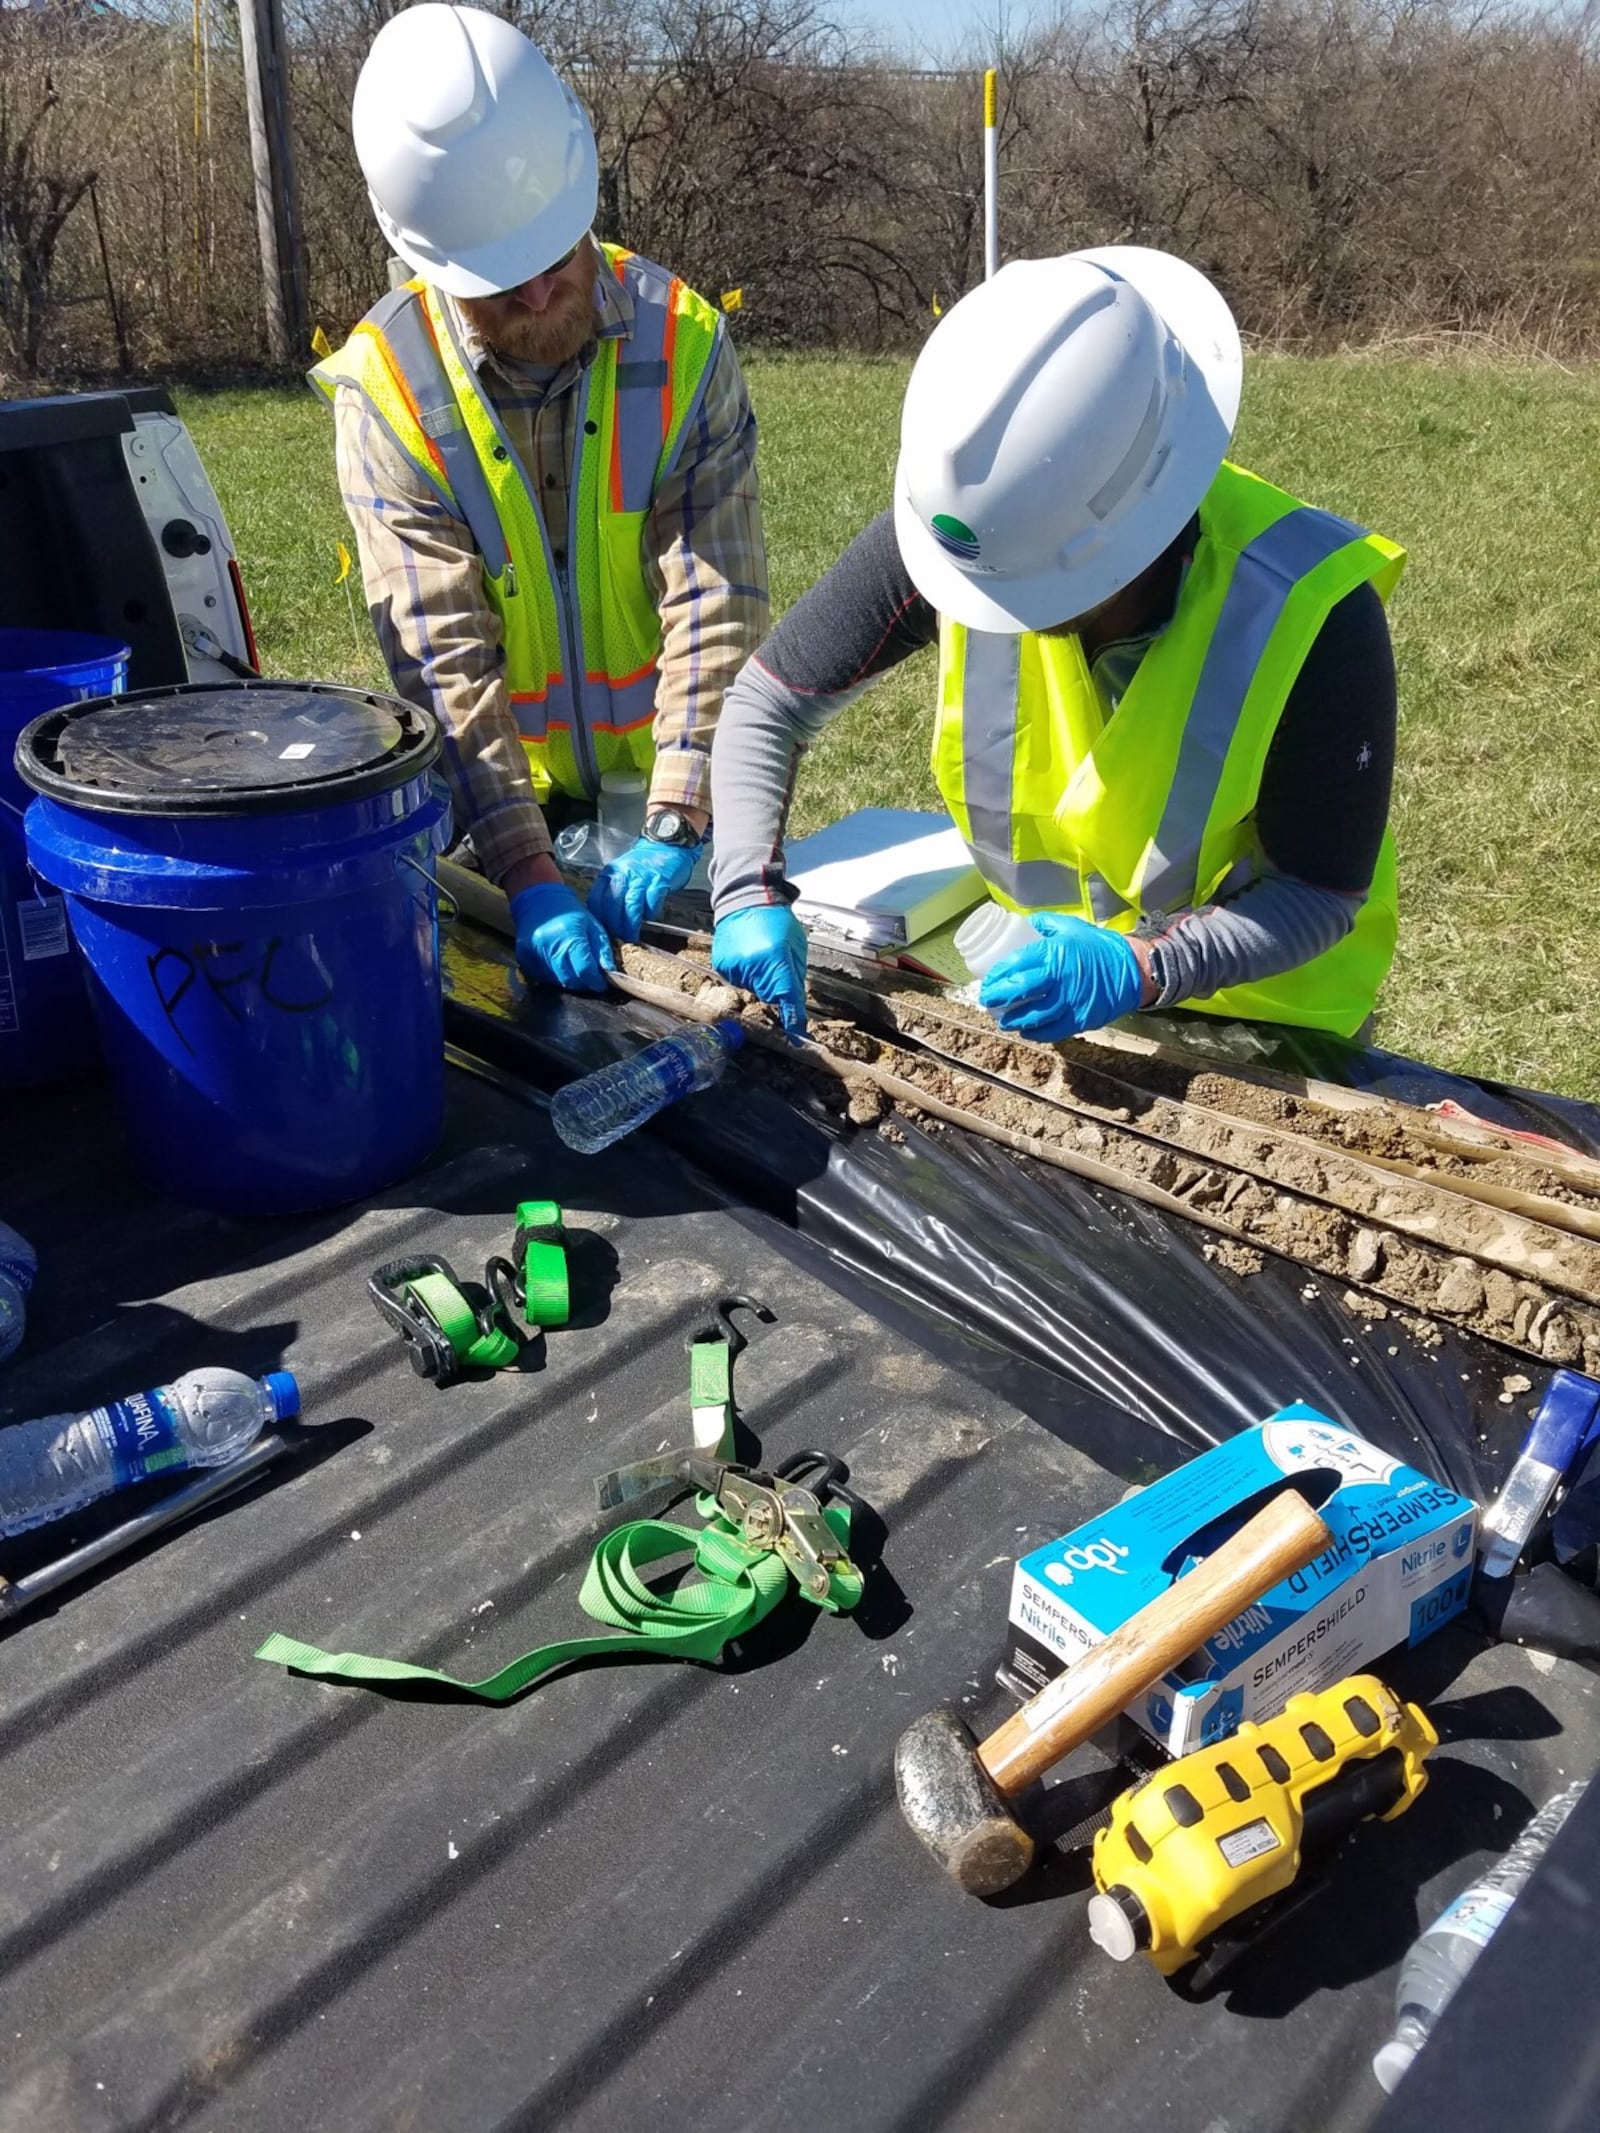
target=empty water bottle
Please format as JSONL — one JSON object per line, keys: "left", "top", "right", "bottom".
{"left": 552, "top": 1020, "right": 745, "bottom": 1154}
{"left": 1373, "top": 1776, "right": 1587, "bottom": 2091}
{"left": 0, "top": 1222, "right": 36, "bottom": 1365}
{"left": 0, "top": 1366, "right": 299, "bottom": 1539}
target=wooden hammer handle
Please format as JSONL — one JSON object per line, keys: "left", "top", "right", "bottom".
{"left": 977, "top": 1489, "right": 1332, "bottom": 1796}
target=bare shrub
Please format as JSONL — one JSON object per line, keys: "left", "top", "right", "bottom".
{"left": 8, "top": 0, "right": 1600, "bottom": 378}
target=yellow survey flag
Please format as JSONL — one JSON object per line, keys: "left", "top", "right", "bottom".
{"left": 310, "top": 324, "right": 333, "bottom": 359}
{"left": 720, "top": 288, "right": 743, "bottom": 313}
{"left": 334, "top": 541, "right": 352, "bottom": 584}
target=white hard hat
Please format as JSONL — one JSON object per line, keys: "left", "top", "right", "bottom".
{"left": 352, "top": 4, "right": 598, "bottom": 299}
{"left": 894, "top": 248, "right": 1243, "bottom": 633}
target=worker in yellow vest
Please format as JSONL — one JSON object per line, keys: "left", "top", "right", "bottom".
{"left": 316, "top": 6, "right": 768, "bottom": 992}
{"left": 708, "top": 249, "right": 1403, "bottom": 1041}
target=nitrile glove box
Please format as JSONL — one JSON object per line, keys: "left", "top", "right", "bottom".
{"left": 1006, "top": 1407, "right": 1477, "bottom": 1756}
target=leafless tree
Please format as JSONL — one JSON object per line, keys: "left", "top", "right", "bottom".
{"left": 9, "top": 0, "right": 1600, "bottom": 379}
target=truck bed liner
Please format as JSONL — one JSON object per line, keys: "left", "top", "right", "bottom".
{"left": 2, "top": 1060, "right": 1596, "bottom": 2132}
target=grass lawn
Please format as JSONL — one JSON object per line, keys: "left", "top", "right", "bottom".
{"left": 179, "top": 352, "right": 1600, "bottom": 1101}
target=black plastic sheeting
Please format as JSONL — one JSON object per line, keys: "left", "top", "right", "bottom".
{"left": 444, "top": 923, "right": 1600, "bottom": 1528}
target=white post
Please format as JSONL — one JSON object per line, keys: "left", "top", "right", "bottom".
{"left": 983, "top": 69, "right": 999, "bottom": 281}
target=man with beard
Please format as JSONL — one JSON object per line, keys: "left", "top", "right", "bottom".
{"left": 315, "top": 6, "right": 767, "bottom": 992}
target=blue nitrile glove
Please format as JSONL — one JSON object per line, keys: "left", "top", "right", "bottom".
{"left": 586, "top": 836, "right": 699, "bottom": 943}
{"left": 509, "top": 882, "right": 616, "bottom": 995}
{"left": 712, "top": 905, "right": 809, "bottom": 1037}
{"left": 978, "top": 911, "right": 1143, "bottom": 1040}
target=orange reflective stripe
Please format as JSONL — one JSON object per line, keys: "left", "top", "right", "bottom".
{"left": 544, "top": 699, "right": 654, "bottom": 737}
{"left": 660, "top": 285, "right": 681, "bottom": 440}
{"left": 339, "top": 316, "right": 452, "bottom": 492}
{"left": 586, "top": 658, "right": 656, "bottom": 689}
{"left": 609, "top": 382, "right": 625, "bottom": 516}
{"left": 369, "top": 332, "right": 449, "bottom": 489}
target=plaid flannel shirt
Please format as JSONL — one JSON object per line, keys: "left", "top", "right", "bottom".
{"left": 333, "top": 264, "right": 768, "bottom": 883}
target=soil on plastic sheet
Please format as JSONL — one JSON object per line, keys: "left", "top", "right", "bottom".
{"left": 894, "top": 994, "right": 1600, "bottom": 1208}
{"left": 886, "top": 1001, "right": 1600, "bottom": 1259}
{"left": 621, "top": 945, "right": 1600, "bottom": 1373}
{"left": 850, "top": 1035, "right": 1600, "bottom": 1370}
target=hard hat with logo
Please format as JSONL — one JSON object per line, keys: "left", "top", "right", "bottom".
{"left": 352, "top": 4, "right": 598, "bottom": 299}
{"left": 894, "top": 248, "right": 1243, "bottom": 634}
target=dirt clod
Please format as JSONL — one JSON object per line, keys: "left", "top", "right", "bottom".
{"left": 1435, "top": 1258, "right": 1487, "bottom": 1318}
{"left": 693, "top": 981, "right": 745, "bottom": 1020}
{"left": 846, "top": 1079, "right": 886, "bottom": 1126}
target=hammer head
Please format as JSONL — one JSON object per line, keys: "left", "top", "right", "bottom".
{"left": 894, "top": 1707, "right": 1035, "bottom": 1896}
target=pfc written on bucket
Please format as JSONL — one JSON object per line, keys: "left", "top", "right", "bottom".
{"left": 16, "top": 680, "right": 452, "bottom": 1217}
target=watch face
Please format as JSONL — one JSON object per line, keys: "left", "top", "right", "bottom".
{"left": 645, "top": 809, "right": 698, "bottom": 847}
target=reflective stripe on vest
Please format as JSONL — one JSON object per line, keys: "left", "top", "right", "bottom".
{"left": 365, "top": 287, "right": 510, "bottom": 581}
{"left": 957, "top": 632, "right": 1133, "bottom": 922}
{"left": 1140, "top": 503, "right": 1368, "bottom": 912}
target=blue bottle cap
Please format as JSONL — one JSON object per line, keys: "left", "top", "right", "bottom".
{"left": 263, "top": 1369, "right": 300, "bottom": 1422}
{"left": 714, "top": 1018, "right": 747, "bottom": 1051}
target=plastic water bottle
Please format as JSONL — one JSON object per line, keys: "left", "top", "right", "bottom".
{"left": 551, "top": 1020, "right": 745, "bottom": 1154}
{"left": 0, "top": 1222, "right": 37, "bottom": 1365}
{"left": 0, "top": 1366, "right": 299, "bottom": 1538}
{"left": 1372, "top": 1777, "right": 1587, "bottom": 2091}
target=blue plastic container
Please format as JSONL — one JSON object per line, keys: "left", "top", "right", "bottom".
{"left": 17, "top": 681, "right": 450, "bottom": 1217}
{"left": 0, "top": 629, "right": 128, "bottom": 1086}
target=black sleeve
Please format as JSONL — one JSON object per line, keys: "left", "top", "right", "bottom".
{"left": 1255, "top": 581, "right": 1397, "bottom": 894}
{"left": 758, "top": 508, "right": 937, "bottom": 692}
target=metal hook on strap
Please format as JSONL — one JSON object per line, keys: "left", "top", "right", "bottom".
{"left": 683, "top": 1297, "right": 774, "bottom": 1460}
{"left": 684, "top": 1294, "right": 775, "bottom": 1358}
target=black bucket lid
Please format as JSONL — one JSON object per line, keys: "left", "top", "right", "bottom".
{"left": 16, "top": 680, "right": 442, "bottom": 816}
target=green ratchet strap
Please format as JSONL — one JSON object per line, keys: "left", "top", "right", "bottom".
{"left": 508, "top": 1199, "right": 570, "bottom": 1329}
{"left": 686, "top": 1297, "right": 773, "bottom": 1460}
{"left": 367, "top": 1253, "right": 521, "bottom": 1384}
{"left": 369, "top": 1204, "right": 572, "bottom": 1386}
{"left": 690, "top": 1332, "right": 734, "bottom": 1458}
{"left": 254, "top": 1487, "right": 859, "bottom": 1703}
{"left": 402, "top": 1269, "right": 520, "bottom": 1370}
{"left": 258, "top": 1298, "right": 865, "bottom": 1701}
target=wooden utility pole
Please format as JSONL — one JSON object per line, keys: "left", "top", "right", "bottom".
{"left": 237, "top": 0, "right": 308, "bottom": 364}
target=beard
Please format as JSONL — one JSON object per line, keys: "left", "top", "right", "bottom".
{"left": 461, "top": 252, "right": 596, "bottom": 367}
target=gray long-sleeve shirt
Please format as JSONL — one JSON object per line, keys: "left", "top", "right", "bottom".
{"left": 709, "top": 509, "right": 1396, "bottom": 1010}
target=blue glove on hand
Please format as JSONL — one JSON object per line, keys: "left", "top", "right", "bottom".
{"left": 509, "top": 882, "right": 616, "bottom": 995}
{"left": 978, "top": 911, "right": 1144, "bottom": 1040}
{"left": 586, "top": 836, "right": 698, "bottom": 943}
{"left": 712, "top": 905, "right": 809, "bottom": 1037}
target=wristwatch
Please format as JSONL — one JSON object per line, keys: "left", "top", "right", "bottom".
{"left": 643, "top": 807, "right": 703, "bottom": 849}
{"left": 1140, "top": 935, "right": 1174, "bottom": 1007}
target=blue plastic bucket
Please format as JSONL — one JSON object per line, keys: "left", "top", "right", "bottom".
{"left": 0, "top": 629, "right": 128, "bottom": 1086}
{"left": 18, "top": 681, "right": 450, "bottom": 1217}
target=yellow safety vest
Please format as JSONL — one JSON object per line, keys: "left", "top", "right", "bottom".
{"left": 311, "top": 244, "right": 722, "bottom": 802}
{"left": 932, "top": 462, "right": 1406, "bottom": 1035}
